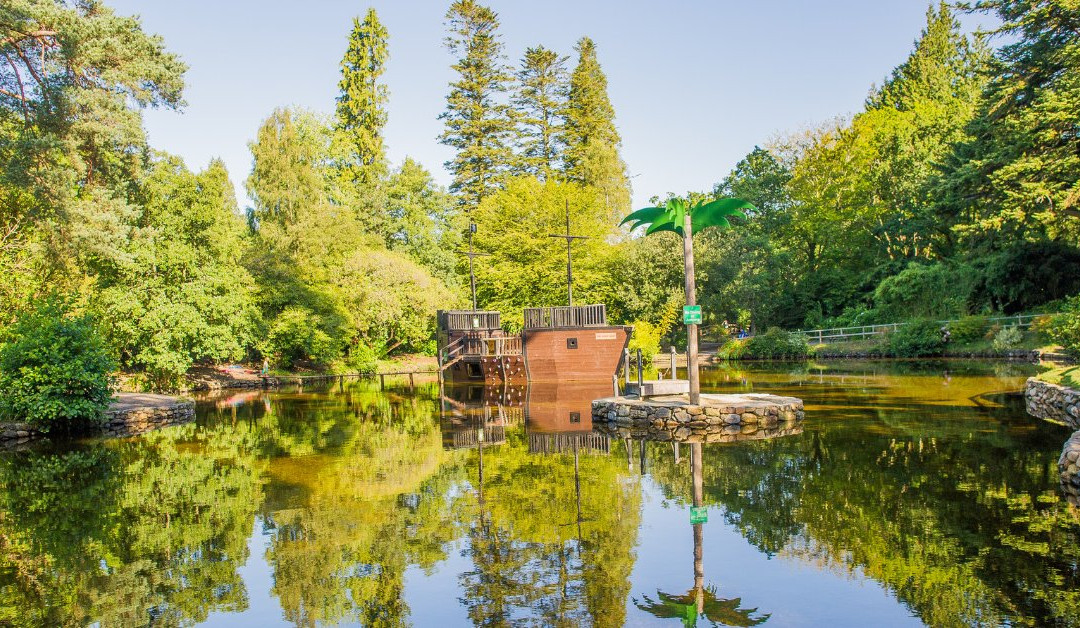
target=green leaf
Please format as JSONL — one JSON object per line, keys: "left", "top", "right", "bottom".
{"left": 619, "top": 206, "right": 667, "bottom": 227}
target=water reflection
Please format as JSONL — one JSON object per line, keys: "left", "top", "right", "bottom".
{"left": 0, "top": 363, "right": 1077, "bottom": 626}
{"left": 630, "top": 438, "right": 776, "bottom": 627}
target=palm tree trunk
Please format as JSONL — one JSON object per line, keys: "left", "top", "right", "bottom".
{"left": 683, "top": 214, "right": 700, "bottom": 404}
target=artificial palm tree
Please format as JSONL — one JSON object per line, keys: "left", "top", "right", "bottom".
{"left": 620, "top": 198, "right": 754, "bottom": 403}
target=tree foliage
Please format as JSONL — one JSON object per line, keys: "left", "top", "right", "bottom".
{"left": 439, "top": 0, "right": 516, "bottom": 211}
{"left": 0, "top": 297, "right": 115, "bottom": 432}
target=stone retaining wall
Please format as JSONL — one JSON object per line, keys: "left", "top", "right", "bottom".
{"left": 1025, "top": 378, "right": 1080, "bottom": 429}
{"left": 592, "top": 393, "right": 804, "bottom": 443}
{"left": 0, "top": 422, "right": 41, "bottom": 447}
{"left": 597, "top": 421, "right": 803, "bottom": 444}
{"left": 1060, "top": 431, "right": 1080, "bottom": 506}
{"left": 101, "top": 399, "right": 195, "bottom": 437}
{"left": 0, "top": 397, "right": 195, "bottom": 444}
{"left": 1026, "top": 378, "right": 1080, "bottom": 505}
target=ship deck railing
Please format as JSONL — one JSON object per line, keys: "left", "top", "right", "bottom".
{"left": 523, "top": 304, "right": 607, "bottom": 329}
{"left": 445, "top": 335, "right": 523, "bottom": 358}
{"left": 439, "top": 310, "right": 502, "bottom": 332}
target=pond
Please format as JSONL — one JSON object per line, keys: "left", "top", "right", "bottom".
{"left": 0, "top": 360, "right": 1077, "bottom": 626}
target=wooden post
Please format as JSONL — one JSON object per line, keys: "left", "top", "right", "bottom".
{"left": 684, "top": 213, "right": 700, "bottom": 404}
{"left": 670, "top": 346, "right": 677, "bottom": 380}
{"left": 636, "top": 348, "right": 643, "bottom": 389}
{"left": 380, "top": 374, "right": 385, "bottom": 390}
{"left": 612, "top": 374, "right": 619, "bottom": 397}
{"left": 409, "top": 372, "right": 415, "bottom": 389}
{"left": 623, "top": 349, "right": 631, "bottom": 389}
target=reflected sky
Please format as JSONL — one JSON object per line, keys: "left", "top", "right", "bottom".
{"left": 0, "top": 359, "right": 1075, "bottom": 627}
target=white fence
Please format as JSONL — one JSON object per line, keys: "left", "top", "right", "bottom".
{"left": 798, "top": 313, "right": 1050, "bottom": 345}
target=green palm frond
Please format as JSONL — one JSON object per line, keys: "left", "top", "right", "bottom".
{"left": 620, "top": 197, "right": 755, "bottom": 237}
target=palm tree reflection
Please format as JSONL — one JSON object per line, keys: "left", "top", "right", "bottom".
{"left": 634, "top": 443, "right": 770, "bottom": 627}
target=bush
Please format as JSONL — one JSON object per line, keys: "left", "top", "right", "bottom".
{"left": 873, "top": 262, "right": 972, "bottom": 321}
{"left": 991, "top": 326, "right": 1024, "bottom": 352}
{"left": 0, "top": 299, "right": 116, "bottom": 433}
{"left": 716, "top": 338, "right": 747, "bottom": 360}
{"left": 887, "top": 319, "right": 944, "bottom": 357}
{"left": 263, "top": 307, "right": 342, "bottom": 369}
{"left": 1048, "top": 296, "right": 1080, "bottom": 355}
{"left": 947, "top": 316, "right": 990, "bottom": 345}
{"left": 628, "top": 320, "right": 665, "bottom": 364}
{"left": 742, "top": 328, "right": 811, "bottom": 359}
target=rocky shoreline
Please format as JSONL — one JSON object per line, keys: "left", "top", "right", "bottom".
{"left": 0, "top": 393, "right": 196, "bottom": 447}
{"left": 1025, "top": 377, "right": 1080, "bottom": 505}
{"left": 592, "top": 393, "right": 804, "bottom": 443}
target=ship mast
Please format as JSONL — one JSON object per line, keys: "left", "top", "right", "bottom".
{"left": 548, "top": 200, "right": 589, "bottom": 306}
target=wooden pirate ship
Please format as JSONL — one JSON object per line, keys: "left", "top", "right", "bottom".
{"left": 438, "top": 207, "right": 631, "bottom": 384}
{"left": 437, "top": 304, "right": 631, "bottom": 384}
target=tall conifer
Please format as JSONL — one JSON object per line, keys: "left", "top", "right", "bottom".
{"left": 439, "top": 0, "right": 516, "bottom": 210}
{"left": 335, "top": 8, "right": 390, "bottom": 188}
{"left": 563, "top": 37, "right": 630, "bottom": 215}
{"left": 513, "top": 46, "right": 568, "bottom": 180}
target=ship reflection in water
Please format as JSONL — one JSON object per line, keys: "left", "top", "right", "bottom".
{"left": 440, "top": 381, "right": 614, "bottom": 454}
{"left": 440, "top": 381, "right": 798, "bottom": 627}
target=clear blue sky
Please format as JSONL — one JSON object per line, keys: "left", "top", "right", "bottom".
{"left": 108, "top": 0, "right": 996, "bottom": 210}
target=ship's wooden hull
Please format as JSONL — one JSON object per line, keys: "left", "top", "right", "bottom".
{"left": 521, "top": 326, "right": 631, "bottom": 382}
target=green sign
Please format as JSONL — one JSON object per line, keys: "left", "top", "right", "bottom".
{"left": 690, "top": 506, "right": 708, "bottom": 524}
{"left": 683, "top": 305, "right": 702, "bottom": 325}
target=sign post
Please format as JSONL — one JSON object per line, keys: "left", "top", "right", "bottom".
{"left": 683, "top": 305, "right": 702, "bottom": 325}
{"left": 690, "top": 506, "right": 708, "bottom": 525}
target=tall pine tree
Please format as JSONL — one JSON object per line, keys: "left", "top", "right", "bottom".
{"left": 513, "top": 46, "right": 568, "bottom": 180}
{"left": 935, "top": 0, "right": 1080, "bottom": 247}
{"left": 439, "top": 0, "right": 516, "bottom": 211}
{"left": 563, "top": 37, "right": 630, "bottom": 216}
{"left": 334, "top": 8, "right": 390, "bottom": 188}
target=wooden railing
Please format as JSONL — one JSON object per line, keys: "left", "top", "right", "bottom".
{"left": 523, "top": 304, "right": 607, "bottom": 329}
{"left": 798, "top": 313, "right": 1053, "bottom": 345}
{"left": 528, "top": 432, "right": 611, "bottom": 455}
{"left": 462, "top": 335, "right": 522, "bottom": 356}
{"left": 439, "top": 310, "right": 501, "bottom": 331}
{"left": 445, "top": 334, "right": 522, "bottom": 358}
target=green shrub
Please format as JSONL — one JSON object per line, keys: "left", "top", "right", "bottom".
{"left": 742, "top": 328, "right": 811, "bottom": 359}
{"left": 346, "top": 342, "right": 382, "bottom": 374}
{"left": 716, "top": 338, "right": 747, "bottom": 360}
{"left": 628, "top": 319, "right": 665, "bottom": 364}
{"left": 0, "top": 299, "right": 116, "bottom": 433}
{"left": 1048, "top": 296, "right": 1080, "bottom": 355}
{"left": 947, "top": 316, "right": 990, "bottom": 345}
{"left": 873, "top": 262, "right": 972, "bottom": 321}
{"left": 263, "top": 307, "right": 342, "bottom": 369}
{"left": 887, "top": 319, "right": 944, "bottom": 357}
{"left": 991, "top": 326, "right": 1024, "bottom": 352}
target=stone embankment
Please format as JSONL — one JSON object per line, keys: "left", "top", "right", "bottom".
{"left": 592, "top": 393, "right": 804, "bottom": 443}
{"left": 0, "top": 393, "right": 195, "bottom": 446}
{"left": 1060, "top": 431, "right": 1080, "bottom": 505}
{"left": 1026, "top": 378, "right": 1080, "bottom": 504}
{"left": 101, "top": 393, "right": 195, "bottom": 437}
{"left": 1026, "top": 378, "right": 1080, "bottom": 428}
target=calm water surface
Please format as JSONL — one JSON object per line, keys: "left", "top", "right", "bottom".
{"left": 1, "top": 360, "right": 1077, "bottom": 627}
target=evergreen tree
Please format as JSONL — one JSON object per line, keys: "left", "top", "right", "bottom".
{"left": 936, "top": 0, "right": 1080, "bottom": 247}
{"left": 439, "top": 0, "right": 516, "bottom": 211}
{"left": 563, "top": 37, "right": 630, "bottom": 217}
{"left": 334, "top": 7, "right": 390, "bottom": 188}
{"left": 512, "top": 46, "right": 568, "bottom": 180}
{"left": 855, "top": 2, "right": 987, "bottom": 259}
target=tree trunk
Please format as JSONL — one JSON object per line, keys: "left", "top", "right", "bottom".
{"left": 683, "top": 214, "right": 700, "bottom": 404}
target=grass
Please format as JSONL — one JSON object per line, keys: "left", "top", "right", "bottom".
{"left": 1038, "top": 365, "right": 1080, "bottom": 389}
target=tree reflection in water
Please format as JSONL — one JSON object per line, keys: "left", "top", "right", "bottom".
{"left": 633, "top": 441, "right": 771, "bottom": 627}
